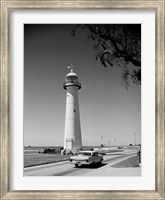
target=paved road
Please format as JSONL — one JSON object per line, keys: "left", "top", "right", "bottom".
{"left": 24, "top": 150, "right": 138, "bottom": 176}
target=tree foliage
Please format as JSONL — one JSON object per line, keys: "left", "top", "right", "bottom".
{"left": 71, "top": 24, "right": 141, "bottom": 88}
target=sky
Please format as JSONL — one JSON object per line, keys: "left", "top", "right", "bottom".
{"left": 24, "top": 24, "right": 141, "bottom": 147}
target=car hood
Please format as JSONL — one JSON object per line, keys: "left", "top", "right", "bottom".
{"left": 70, "top": 155, "right": 90, "bottom": 161}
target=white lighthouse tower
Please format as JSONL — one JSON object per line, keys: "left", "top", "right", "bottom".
{"left": 63, "top": 65, "right": 82, "bottom": 154}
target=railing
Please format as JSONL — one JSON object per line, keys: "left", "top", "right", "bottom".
{"left": 63, "top": 81, "right": 81, "bottom": 90}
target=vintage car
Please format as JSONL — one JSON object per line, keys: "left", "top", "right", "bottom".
{"left": 69, "top": 151, "right": 103, "bottom": 167}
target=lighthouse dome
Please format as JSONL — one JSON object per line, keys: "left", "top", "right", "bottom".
{"left": 66, "top": 71, "right": 78, "bottom": 77}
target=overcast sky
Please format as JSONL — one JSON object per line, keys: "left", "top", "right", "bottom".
{"left": 24, "top": 24, "right": 141, "bottom": 147}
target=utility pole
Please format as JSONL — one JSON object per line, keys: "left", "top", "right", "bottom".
{"left": 114, "top": 138, "right": 116, "bottom": 147}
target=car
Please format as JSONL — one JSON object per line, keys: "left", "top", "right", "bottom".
{"left": 69, "top": 150, "right": 103, "bottom": 167}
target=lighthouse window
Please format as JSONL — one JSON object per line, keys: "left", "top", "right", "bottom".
{"left": 74, "top": 109, "right": 76, "bottom": 112}
{"left": 67, "top": 76, "right": 77, "bottom": 81}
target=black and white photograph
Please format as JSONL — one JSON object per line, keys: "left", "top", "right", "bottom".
{"left": 24, "top": 24, "right": 141, "bottom": 176}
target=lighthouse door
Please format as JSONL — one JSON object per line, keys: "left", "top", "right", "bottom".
{"left": 66, "top": 138, "right": 73, "bottom": 150}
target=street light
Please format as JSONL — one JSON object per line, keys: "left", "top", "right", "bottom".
{"left": 109, "top": 140, "right": 110, "bottom": 150}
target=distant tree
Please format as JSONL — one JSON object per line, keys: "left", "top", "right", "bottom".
{"left": 71, "top": 24, "right": 141, "bottom": 88}
{"left": 43, "top": 148, "right": 56, "bottom": 154}
{"left": 100, "top": 144, "right": 104, "bottom": 148}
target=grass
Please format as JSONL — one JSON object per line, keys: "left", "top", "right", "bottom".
{"left": 111, "top": 156, "right": 140, "bottom": 168}
{"left": 24, "top": 154, "right": 70, "bottom": 168}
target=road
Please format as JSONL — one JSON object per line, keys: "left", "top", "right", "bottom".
{"left": 24, "top": 150, "right": 139, "bottom": 176}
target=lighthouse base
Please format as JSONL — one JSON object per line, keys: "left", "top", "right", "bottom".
{"left": 63, "top": 138, "right": 82, "bottom": 155}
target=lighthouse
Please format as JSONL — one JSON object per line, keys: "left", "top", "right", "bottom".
{"left": 63, "top": 65, "right": 82, "bottom": 154}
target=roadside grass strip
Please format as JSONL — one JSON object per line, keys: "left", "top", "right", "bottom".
{"left": 24, "top": 154, "right": 70, "bottom": 168}
{"left": 111, "top": 156, "right": 140, "bottom": 168}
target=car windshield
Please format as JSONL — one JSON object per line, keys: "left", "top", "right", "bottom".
{"left": 78, "top": 152, "right": 91, "bottom": 156}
